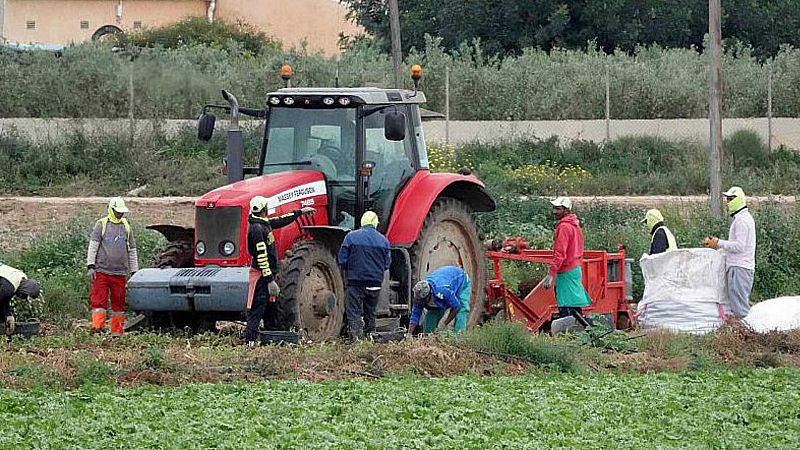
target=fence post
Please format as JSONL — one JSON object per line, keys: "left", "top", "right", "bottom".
{"left": 445, "top": 66, "right": 450, "bottom": 147}
{"left": 128, "top": 66, "right": 135, "bottom": 146}
{"left": 767, "top": 63, "right": 773, "bottom": 153}
{"left": 605, "top": 62, "right": 611, "bottom": 141}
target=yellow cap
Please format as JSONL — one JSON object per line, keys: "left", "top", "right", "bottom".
{"left": 643, "top": 209, "right": 664, "bottom": 232}
{"left": 108, "top": 197, "right": 129, "bottom": 213}
{"left": 360, "top": 211, "right": 379, "bottom": 228}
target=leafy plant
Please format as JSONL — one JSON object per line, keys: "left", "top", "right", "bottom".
{"left": 10, "top": 295, "right": 44, "bottom": 322}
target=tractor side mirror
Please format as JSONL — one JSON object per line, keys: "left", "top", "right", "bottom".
{"left": 384, "top": 111, "right": 406, "bottom": 141}
{"left": 197, "top": 112, "right": 216, "bottom": 141}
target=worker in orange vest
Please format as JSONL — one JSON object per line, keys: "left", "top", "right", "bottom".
{"left": 86, "top": 197, "right": 139, "bottom": 336}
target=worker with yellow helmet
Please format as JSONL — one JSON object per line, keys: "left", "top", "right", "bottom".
{"left": 704, "top": 186, "right": 757, "bottom": 318}
{"left": 642, "top": 209, "right": 677, "bottom": 255}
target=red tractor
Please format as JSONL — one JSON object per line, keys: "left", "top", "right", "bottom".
{"left": 127, "top": 70, "right": 495, "bottom": 340}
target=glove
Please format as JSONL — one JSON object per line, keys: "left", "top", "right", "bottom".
{"left": 268, "top": 280, "right": 281, "bottom": 297}
{"left": 4, "top": 315, "right": 14, "bottom": 335}
{"left": 704, "top": 236, "right": 720, "bottom": 249}
{"left": 300, "top": 206, "right": 316, "bottom": 215}
{"left": 87, "top": 268, "right": 96, "bottom": 282}
{"left": 542, "top": 274, "right": 554, "bottom": 290}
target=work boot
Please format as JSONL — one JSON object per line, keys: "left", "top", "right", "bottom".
{"left": 91, "top": 308, "right": 107, "bottom": 332}
{"left": 110, "top": 312, "right": 125, "bottom": 336}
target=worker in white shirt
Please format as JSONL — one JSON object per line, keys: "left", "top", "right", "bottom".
{"left": 704, "top": 187, "right": 756, "bottom": 318}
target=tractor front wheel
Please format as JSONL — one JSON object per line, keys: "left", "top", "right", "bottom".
{"left": 153, "top": 240, "right": 194, "bottom": 268}
{"left": 280, "top": 241, "right": 346, "bottom": 341}
{"left": 409, "top": 198, "right": 487, "bottom": 328}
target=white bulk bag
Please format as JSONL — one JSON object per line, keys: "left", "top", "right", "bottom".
{"left": 744, "top": 296, "right": 800, "bottom": 332}
{"left": 637, "top": 248, "right": 729, "bottom": 334}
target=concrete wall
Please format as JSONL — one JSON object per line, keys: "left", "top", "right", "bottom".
{"left": 2, "top": 117, "right": 799, "bottom": 149}
{"left": 1, "top": 0, "right": 361, "bottom": 54}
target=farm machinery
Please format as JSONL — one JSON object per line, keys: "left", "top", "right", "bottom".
{"left": 127, "top": 67, "right": 494, "bottom": 340}
{"left": 127, "top": 67, "right": 633, "bottom": 339}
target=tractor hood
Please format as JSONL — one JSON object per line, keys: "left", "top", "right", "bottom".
{"left": 196, "top": 171, "right": 327, "bottom": 214}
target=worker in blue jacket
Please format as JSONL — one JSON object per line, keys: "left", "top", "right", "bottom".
{"left": 408, "top": 265, "right": 471, "bottom": 335}
{"left": 338, "top": 211, "right": 391, "bottom": 340}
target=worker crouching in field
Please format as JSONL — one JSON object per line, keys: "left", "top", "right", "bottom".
{"left": 542, "top": 197, "right": 593, "bottom": 327}
{"left": 643, "top": 209, "right": 677, "bottom": 255}
{"left": 408, "top": 266, "right": 471, "bottom": 335}
{"left": 704, "top": 187, "right": 757, "bottom": 319}
{"left": 338, "top": 211, "right": 391, "bottom": 341}
{"left": 0, "top": 263, "right": 41, "bottom": 336}
{"left": 87, "top": 197, "right": 138, "bottom": 336}
{"left": 245, "top": 196, "right": 314, "bottom": 347}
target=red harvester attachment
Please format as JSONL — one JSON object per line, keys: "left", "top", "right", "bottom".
{"left": 485, "top": 241, "right": 634, "bottom": 332}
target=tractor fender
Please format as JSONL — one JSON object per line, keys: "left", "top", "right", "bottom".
{"left": 302, "top": 225, "right": 350, "bottom": 251}
{"left": 385, "top": 171, "right": 495, "bottom": 246}
{"left": 146, "top": 225, "right": 194, "bottom": 243}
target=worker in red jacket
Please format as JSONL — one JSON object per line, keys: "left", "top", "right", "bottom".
{"left": 542, "top": 197, "right": 593, "bottom": 327}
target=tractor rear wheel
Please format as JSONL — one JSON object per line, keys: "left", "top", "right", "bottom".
{"left": 153, "top": 240, "right": 194, "bottom": 268}
{"left": 409, "top": 198, "right": 487, "bottom": 327}
{"left": 280, "top": 241, "right": 345, "bottom": 341}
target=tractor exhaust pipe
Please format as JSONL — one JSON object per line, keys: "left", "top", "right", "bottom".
{"left": 222, "top": 89, "right": 244, "bottom": 184}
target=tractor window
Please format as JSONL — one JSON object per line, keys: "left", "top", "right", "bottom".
{"left": 412, "top": 106, "right": 430, "bottom": 169}
{"left": 364, "top": 105, "right": 415, "bottom": 228}
{"left": 264, "top": 107, "right": 356, "bottom": 182}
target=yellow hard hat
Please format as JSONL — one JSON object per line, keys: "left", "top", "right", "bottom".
{"left": 360, "top": 211, "right": 379, "bottom": 228}
{"left": 108, "top": 197, "right": 129, "bottom": 213}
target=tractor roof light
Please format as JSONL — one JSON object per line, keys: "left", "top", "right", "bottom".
{"left": 269, "top": 96, "right": 281, "bottom": 106}
{"left": 322, "top": 97, "right": 335, "bottom": 106}
{"left": 338, "top": 97, "right": 351, "bottom": 106}
{"left": 280, "top": 64, "right": 293, "bottom": 88}
{"left": 283, "top": 97, "right": 295, "bottom": 106}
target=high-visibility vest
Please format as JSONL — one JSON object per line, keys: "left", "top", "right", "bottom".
{"left": 651, "top": 225, "right": 677, "bottom": 252}
{"left": 0, "top": 264, "right": 26, "bottom": 290}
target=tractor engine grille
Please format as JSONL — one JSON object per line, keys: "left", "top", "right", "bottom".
{"left": 195, "top": 206, "right": 242, "bottom": 259}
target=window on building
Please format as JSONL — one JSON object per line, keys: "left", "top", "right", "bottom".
{"left": 26, "top": 21, "right": 36, "bottom": 30}
{"left": 133, "top": 21, "right": 142, "bottom": 29}
{"left": 80, "top": 21, "right": 89, "bottom": 29}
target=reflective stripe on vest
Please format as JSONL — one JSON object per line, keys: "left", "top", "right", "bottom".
{"left": 651, "top": 225, "right": 677, "bottom": 252}
{"left": 0, "top": 264, "right": 26, "bottom": 290}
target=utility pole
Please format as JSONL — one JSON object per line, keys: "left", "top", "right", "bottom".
{"left": 708, "top": 0, "right": 723, "bottom": 218}
{"left": 388, "top": 0, "right": 403, "bottom": 89}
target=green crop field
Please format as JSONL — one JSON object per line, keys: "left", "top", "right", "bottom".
{"left": 2, "top": 369, "right": 799, "bottom": 449}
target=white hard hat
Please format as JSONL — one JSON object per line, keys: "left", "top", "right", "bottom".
{"left": 250, "top": 196, "right": 268, "bottom": 213}
{"left": 108, "top": 197, "right": 129, "bottom": 213}
{"left": 550, "top": 196, "right": 572, "bottom": 210}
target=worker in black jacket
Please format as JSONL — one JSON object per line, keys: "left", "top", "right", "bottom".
{"left": 643, "top": 209, "right": 677, "bottom": 255}
{"left": 245, "top": 195, "right": 314, "bottom": 346}
{"left": 0, "top": 263, "right": 41, "bottom": 336}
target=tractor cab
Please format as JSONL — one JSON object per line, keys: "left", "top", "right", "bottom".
{"left": 261, "top": 87, "right": 428, "bottom": 231}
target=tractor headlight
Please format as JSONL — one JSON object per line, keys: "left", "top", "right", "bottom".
{"left": 196, "top": 241, "right": 206, "bottom": 256}
{"left": 220, "top": 241, "right": 236, "bottom": 256}
{"left": 283, "top": 97, "right": 295, "bottom": 106}
{"left": 269, "top": 96, "right": 281, "bottom": 106}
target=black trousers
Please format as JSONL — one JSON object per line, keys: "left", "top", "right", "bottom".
{"left": 0, "top": 278, "right": 15, "bottom": 319}
{"left": 245, "top": 277, "right": 282, "bottom": 342}
{"left": 345, "top": 286, "right": 380, "bottom": 339}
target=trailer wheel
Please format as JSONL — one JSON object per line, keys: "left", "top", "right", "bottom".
{"left": 153, "top": 240, "right": 194, "bottom": 268}
{"left": 281, "top": 241, "right": 345, "bottom": 341}
{"left": 409, "top": 198, "right": 487, "bottom": 328}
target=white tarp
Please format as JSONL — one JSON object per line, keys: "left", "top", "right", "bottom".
{"left": 637, "top": 248, "right": 729, "bottom": 334}
{"left": 744, "top": 296, "right": 800, "bottom": 332}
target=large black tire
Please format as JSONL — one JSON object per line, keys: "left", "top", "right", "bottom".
{"left": 280, "top": 241, "right": 346, "bottom": 341}
{"left": 153, "top": 240, "right": 194, "bottom": 268}
{"left": 409, "top": 198, "right": 487, "bottom": 327}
